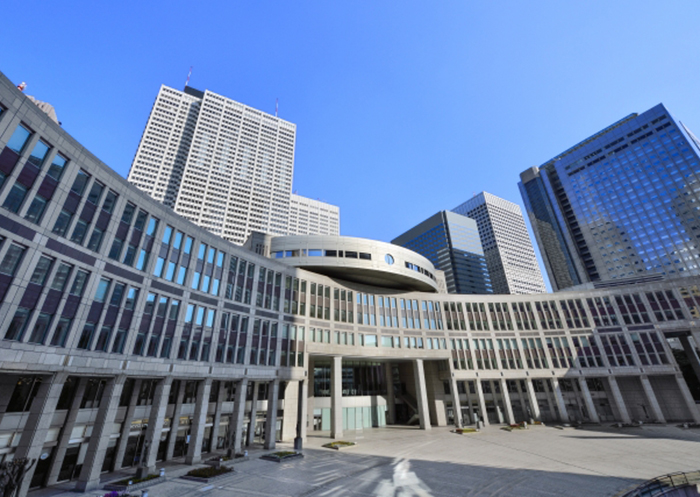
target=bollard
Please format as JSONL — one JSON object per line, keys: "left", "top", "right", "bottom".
{"left": 159, "top": 468, "right": 165, "bottom": 477}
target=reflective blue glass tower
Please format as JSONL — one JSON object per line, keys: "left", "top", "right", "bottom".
{"left": 520, "top": 103, "right": 700, "bottom": 290}
{"left": 392, "top": 211, "right": 492, "bottom": 294}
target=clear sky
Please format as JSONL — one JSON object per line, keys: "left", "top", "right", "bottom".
{"left": 3, "top": 1, "right": 700, "bottom": 289}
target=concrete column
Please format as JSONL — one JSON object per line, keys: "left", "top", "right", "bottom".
{"left": 525, "top": 378, "right": 541, "bottom": 421}
{"left": 75, "top": 376, "right": 126, "bottom": 492}
{"left": 297, "top": 379, "right": 308, "bottom": 442}
{"left": 385, "top": 362, "right": 396, "bottom": 425}
{"left": 231, "top": 379, "right": 248, "bottom": 454}
{"left": 331, "top": 356, "right": 343, "bottom": 438}
{"left": 186, "top": 378, "right": 212, "bottom": 464}
{"left": 450, "top": 376, "right": 463, "bottom": 428}
{"left": 550, "top": 378, "right": 570, "bottom": 423}
{"left": 499, "top": 378, "right": 515, "bottom": 425}
{"left": 578, "top": 378, "right": 600, "bottom": 424}
{"left": 606, "top": 376, "right": 631, "bottom": 424}
{"left": 46, "top": 378, "right": 87, "bottom": 485}
{"left": 475, "top": 379, "right": 489, "bottom": 426}
{"left": 264, "top": 380, "right": 280, "bottom": 450}
{"left": 209, "top": 381, "right": 226, "bottom": 453}
{"left": 113, "top": 378, "right": 142, "bottom": 469}
{"left": 247, "top": 382, "right": 260, "bottom": 446}
{"left": 413, "top": 359, "right": 431, "bottom": 430}
{"left": 674, "top": 374, "right": 700, "bottom": 423}
{"left": 638, "top": 376, "right": 666, "bottom": 423}
{"left": 166, "top": 380, "right": 186, "bottom": 460}
{"left": 143, "top": 378, "right": 172, "bottom": 472}
{"left": 15, "top": 373, "right": 68, "bottom": 497}
{"left": 679, "top": 335, "right": 700, "bottom": 384}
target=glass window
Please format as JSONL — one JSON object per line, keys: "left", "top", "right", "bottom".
{"left": 27, "top": 313, "right": 52, "bottom": 344}
{"left": 2, "top": 183, "right": 28, "bottom": 213}
{"left": 165, "top": 262, "right": 176, "bottom": 281}
{"left": 94, "top": 278, "right": 111, "bottom": 302}
{"left": 144, "top": 293, "right": 156, "bottom": 314}
{"left": 108, "top": 238, "right": 123, "bottom": 260}
{"left": 125, "top": 288, "right": 139, "bottom": 310}
{"left": 177, "top": 266, "right": 187, "bottom": 285}
{"left": 70, "top": 170, "right": 90, "bottom": 196}
{"left": 27, "top": 140, "right": 50, "bottom": 168}
{"left": 4, "top": 307, "right": 32, "bottom": 341}
{"left": 134, "top": 210, "right": 148, "bottom": 231}
{"left": 122, "top": 244, "right": 137, "bottom": 266}
{"left": 70, "top": 219, "right": 89, "bottom": 245}
{"left": 184, "top": 236, "right": 194, "bottom": 254}
{"left": 30, "top": 255, "right": 54, "bottom": 285}
{"left": 157, "top": 297, "right": 168, "bottom": 317}
{"left": 51, "top": 210, "right": 73, "bottom": 236}
{"left": 135, "top": 249, "right": 148, "bottom": 270}
{"left": 169, "top": 300, "right": 180, "bottom": 320}
{"left": 51, "top": 263, "right": 72, "bottom": 292}
{"left": 0, "top": 244, "right": 26, "bottom": 276}
{"left": 7, "top": 124, "right": 32, "bottom": 154}
{"left": 146, "top": 217, "right": 159, "bottom": 236}
{"left": 173, "top": 231, "right": 183, "bottom": 250}
{"left": 207, "top": 247, "right": 215, "bottom": 264}
{"left": 69, "top": 270, "right": 90, "bottom": 296}
{"left": 24, "top": 195, "right": 48, "bottom": 224}
{"left": 102, "top": 190, "right": 118, "bottom": 213}
{"left": 153, "top": 257, "right": 165, "bottom": 277}
{"left": 121, "top": 203, "right": 136, "bottom": 224}
{"left": 95, "top": 278, "right": 112, "bottom": 302}
{"left": 46, "top": 154, "right": 67, "bottom": 181}
{"left": 110, "top": 283, "right": 126, "bottom": 306}
{"left": 86, "top": 182, "right": 104, "bottom": 205}
{"left": 86, "top": 227, "right": 104, "bottom": 252}
{"left": 50, "top": 317, "right": 71, "bottom": 347}
{"left": 162, "top": 225, "right": 173, "bottom": 245}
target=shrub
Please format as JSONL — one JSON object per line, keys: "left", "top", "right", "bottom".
{"left": 186, "top": 466, "right": 232, "bottom": 478}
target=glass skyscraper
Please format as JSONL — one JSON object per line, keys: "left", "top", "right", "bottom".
{"left": 392, "top": 211, "right": 492, "bottom": 294}
{"left": 520, "top": 103, "right": 700, "bottom": 290}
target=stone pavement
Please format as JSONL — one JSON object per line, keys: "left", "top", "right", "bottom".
{"left": 29, "top": 424, "right": 700, "bottom": 497}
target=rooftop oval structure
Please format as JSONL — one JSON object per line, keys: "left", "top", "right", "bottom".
{"left": 270, "top": 235, "right": 440, "bottom": 292}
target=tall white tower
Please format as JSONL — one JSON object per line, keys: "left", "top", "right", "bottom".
{"left": 453, "top": 192, "right": 546, "bottom": 294}
{"left": 128, "top": 85, "right": 296, "bottom": 245}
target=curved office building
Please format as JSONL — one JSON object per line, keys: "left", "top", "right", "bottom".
{"left": 0, "top": 72, "right": 699, "bottom": 496}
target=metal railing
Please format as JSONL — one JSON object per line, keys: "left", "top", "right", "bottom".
{"left": 615, "top": 470, "right": 700, "bottom": 497}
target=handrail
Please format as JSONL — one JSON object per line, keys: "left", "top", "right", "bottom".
{"left": 614, "top": 470, "right": 700, "bottom": 497}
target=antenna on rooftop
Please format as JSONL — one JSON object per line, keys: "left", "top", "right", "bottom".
{"left": 275, "top": 98, "right": 279, "bottom": 117}
{"left": 185, "top": 67, "right": 193, "bottom": 88}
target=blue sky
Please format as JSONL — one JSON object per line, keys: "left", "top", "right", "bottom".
{"left": 3, "top": 1, "right": 700, "bottom": 288}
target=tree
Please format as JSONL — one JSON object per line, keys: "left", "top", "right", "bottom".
{"left": 0, "top": 458, "right": 36, "bottom": 497}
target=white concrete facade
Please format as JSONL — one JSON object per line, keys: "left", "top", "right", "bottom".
{"left": 453, "top": 191, "right": 547, "bottom": 295}
{"left": 288, "top": 194, "right": 340, "bottom": 236}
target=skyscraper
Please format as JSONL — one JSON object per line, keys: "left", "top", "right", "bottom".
{"left": 452, "top": 192, "right": 546, "bottom": 294}
{"left": 288, "top": 193, "right": 340, "bottom": 236}
{"left": 520, "top": 103, "right": 700, "bottom": 290}
{"left": 128, "top": 85, "right": 339, "bottom": 245}
{"left": 392, "top": 211, "right": 492, "bottom": 294}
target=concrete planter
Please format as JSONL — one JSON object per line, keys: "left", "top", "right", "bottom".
{"left": 104, "top": 475, "right": 165, "bottom": 493}
{"left": 261, "top": 452, "right": 303, "bottom": 463}
{"left": 180, "top": 472, "right": 233, "bottom": 484}
{"left": 205, "top": 456, "right": 249, "bottom": 468}
{"left": 322, "top": 442, "right": 357, "bottom": 450}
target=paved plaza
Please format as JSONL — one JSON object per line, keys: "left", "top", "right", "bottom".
{"left": 29, "top": 424, "right": 700, "bottom": 497}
